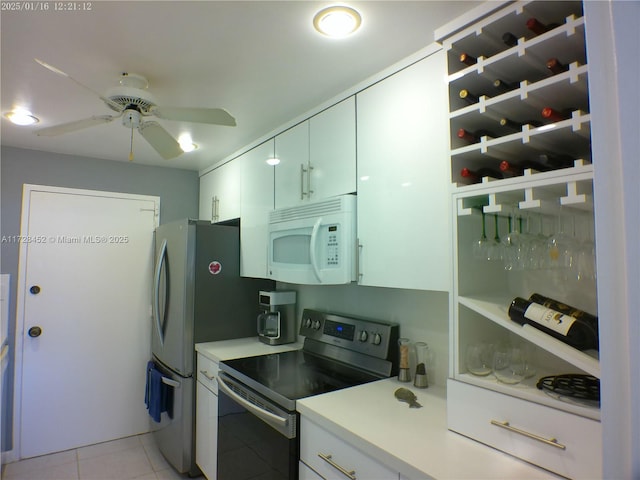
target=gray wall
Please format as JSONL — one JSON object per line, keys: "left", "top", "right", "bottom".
{"left": 0, "top": 145, "right": 199, "bottom": 452}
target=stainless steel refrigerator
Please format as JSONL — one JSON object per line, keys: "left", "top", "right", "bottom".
{"left": 150, "top": 219, "right": 273, "bottom": 476}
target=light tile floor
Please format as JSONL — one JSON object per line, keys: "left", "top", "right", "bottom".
{"left": 2, "top": 433, "right": 206, "bottom": 480}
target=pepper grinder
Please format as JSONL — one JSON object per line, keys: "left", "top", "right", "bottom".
{"left": 413, "top": 342, "right": 429, "bottom": 388}
{"left": 398, "top": 338, "right": 411, "bottom": 382}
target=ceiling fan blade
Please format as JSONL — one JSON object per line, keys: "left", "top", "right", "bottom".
{"left": 34, "top": 58, "right": 122, "bottom": 111}
{"left": 34, "top": 115, "right": 117, "bottom": 136}
{"left": 138, "top": 121, "right": 183, "bottom": 160}
{"left": 151, "top": 106, "right": 236, "bottom": 126}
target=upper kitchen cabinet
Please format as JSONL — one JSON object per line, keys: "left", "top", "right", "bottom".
{"left": 274, "top": 97, "right": 356, "bottom": 209}
{"left": 356, "top": 47, "right": 451, "bottom": 291}
{"left": 199, "top": 160, "right": 241, "bottom": 223}
{"left": 239, "top": 139, "right": 275, "bottom": 278}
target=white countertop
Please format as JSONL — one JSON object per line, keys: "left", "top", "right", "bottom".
{"left": 297, "top": 378, "right": 559, "bottom": 480}
{"left": 195, "top": 336, "right": 303, "bottom": 363}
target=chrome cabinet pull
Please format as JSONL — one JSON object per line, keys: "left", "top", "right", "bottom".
{"left": 317, "top": 453, "right": 356, "bottom": 480}
{"left": 490, "top": 420, "right": 566, "bottom": 450}
{"left": 199, "top": 370, "right": 216, "bottom": 381}
{"left": 356, "top": 240, "right": 363, "bottom": 280}
{"left": 300, "top": 164, "right": 307, "bottom": 199}
{"left": 211, "top": 196, "right": 220, "bottom": 223}
{"left": 307, "top": 164, "right": 314, "bottom": 198}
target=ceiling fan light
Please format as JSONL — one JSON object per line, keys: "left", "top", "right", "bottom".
{"left": 4, "top": 108, "right": 39, "bottom": 126}
{"left": 266, "top": 157, "right": 280, "bottom": 166}
{"left": 178, "top": 133, "right": 197, "bottom": 152}
{"left": 313, "top": 6, "right": 362, "bottom": 38}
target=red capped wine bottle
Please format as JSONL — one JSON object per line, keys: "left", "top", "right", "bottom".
{"left": 508, "top": 297, "right": 598, "bottom": 350}
{"left": 528, "top": 293, "right": 599, "bottom": 348}
{"left": 459, "top": 52, "right": 477, "bottom": 66}
{"left": 457, "top": 128, "right": 495, "bottom": 144}
{"left": 526, "top": 17, "right": 560, "bottom": 35}
{"left": 547, "top": 58, "right": 569, "bottom": 75}
{"left": 499, "top": 161, "right": 524, "bottom": 177}
{"left": 542, "top": 106, "right": 573, "bottom": 123}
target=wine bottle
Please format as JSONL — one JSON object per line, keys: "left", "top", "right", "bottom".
{"left": 493, "top": 79, "right": 518, "bottom": 94}
{"left": 460, "top": 167, "right": 503, "bottom": 183}
{"left": 459, "top": 89, "right": 483, "bottom": 104}
{"left": 537, "top": 153, "right": 574, "bottom": 169}
{"left": 541, "top": 106, "right": 573, "bottom": 123}
{"left": 457, "top": 128, "right": 495, "bottom": 144}
{"left": 502, "top": 32, "right": 518, "bottom": 47}
{"left": 499, "top": 117, "right": 543, "bottom": 131}
{"left": 528, "top": 293, "right": 599, "bottom": 348}
{"left": 508, "top": 297, "right": 598, "bottom": 350}
{"left": 526, "top": 17, "right": 560, "bottom": 35}
{"left": 546, "top": 58, "right": 569, "bottom": 75}
{"left": 499, "top": 160, "right": 524, "bottom": 177}
{"left": 459, "top": 52, "right": 477, "bottom": 66}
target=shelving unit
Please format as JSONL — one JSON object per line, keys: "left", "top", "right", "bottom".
{"left": 441, "top": 2, "right": 601, "bottom": 478}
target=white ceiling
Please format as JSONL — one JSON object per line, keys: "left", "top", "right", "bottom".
{"left": 1, "top": 1, "right": 475, "bottom": 172}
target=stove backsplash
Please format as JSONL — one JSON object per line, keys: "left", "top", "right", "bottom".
{"left": 277, "top": 282, "right": 448, "bottom": 387}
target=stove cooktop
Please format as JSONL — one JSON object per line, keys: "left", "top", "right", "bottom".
{"left": 219, "top": 309, "right": 399, "bottom": 411}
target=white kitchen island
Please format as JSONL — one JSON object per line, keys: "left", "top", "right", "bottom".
{"left": 297, "top": 378, "right": 560, "bottom": 480}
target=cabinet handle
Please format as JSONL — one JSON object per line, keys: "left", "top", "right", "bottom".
{"left": 199, "top": 370, "right": 216, "bottom": 381}
{"left": 490, "top": 420, "right": 566, "bottom": 450}
{"left": 211, "top": 196, "right": 220, "bottom": 223}
{"left": 356, "top": 239, "right": 363, "bottom": 280}
{"left": 300, "top": 164, "right": 307, "bottom": 199}
{"left": 317, "top": 453, "right": 356, "bottom": 480}
{"left": 307, "top": 164, "right": 314, "bottom": 198}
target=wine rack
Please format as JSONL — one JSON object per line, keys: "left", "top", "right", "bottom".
{"left": 440, "top": 2, "right": 601, "bottom": 478}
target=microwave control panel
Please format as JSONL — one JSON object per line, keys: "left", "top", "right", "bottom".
{"left": 323, "top": 224, "right": 340, "bottom": 267}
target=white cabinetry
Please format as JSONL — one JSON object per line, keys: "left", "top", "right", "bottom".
{"left": 195, "top": 353, "right": 219, "bottom": 480}
{"left": 299, "top": 416, "right": 399, "bottom": 480}
{"left": 274, "top": 97, "right": 356, "bottom": 209}
{"left": 239, "top": 140, "right": 275, "bottom": 278}
{"left": 199, "top": 160, "right": 241, "bottom": 223}
{"left": 356, "top": 47, "right": 451, "bottom": 291}
{"left": 442, "top": 2, "right": 601, "bottom": 478}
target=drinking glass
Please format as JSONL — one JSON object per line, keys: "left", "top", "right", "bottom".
{"left": 502, "top": 212, "right": 521, "bottom": 271}
{"left": 487, "top": 214, "right": 503, "bottom": 261}
{"left": 465, "top": 342, "right": 494, "bottom": 376}
{"left": 472, "top": 210, "right": 490, "bottom": 260}
{"left": 492, "top": 345, "right": 526, "bottom": 384}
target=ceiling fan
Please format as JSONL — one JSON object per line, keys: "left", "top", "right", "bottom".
{"left": 33, "top": 58, "right": 236, "bottom": 160}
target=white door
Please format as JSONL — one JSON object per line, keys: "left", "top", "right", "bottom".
{"left": 15, "top": 185, "right": 159, "bottom": 459}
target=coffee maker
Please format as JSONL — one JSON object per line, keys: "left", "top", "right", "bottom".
{"left": 257, "top": 290, "right": 297, "bottom": 345}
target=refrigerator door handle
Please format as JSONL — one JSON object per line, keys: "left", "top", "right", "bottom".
{"left": 161, "top": 376, "right": 181, "bottom": 388}
{"left": 154, "top": 238, "right": 168, "bottom": 346}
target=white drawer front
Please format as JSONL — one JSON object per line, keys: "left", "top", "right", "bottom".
{"left": 447, "top": 380, "right": 601, "bottom": 479}
{"left": 196, "top": 353, "right": 219, "bottom": 393}
{"left": 300, "top": 416, "right": 398, "bottom": 480}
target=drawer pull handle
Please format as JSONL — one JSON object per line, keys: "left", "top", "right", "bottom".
{"left": 318, "top": 453, "right": 356, "bottom": 480}
{"left": 199, "top": 370, "right": 216, "bottom": 381}
{"left": 490, "top": 420, "right": 566, "bottom": 450}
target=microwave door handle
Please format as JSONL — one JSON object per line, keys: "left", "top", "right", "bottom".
{"left": 153, "top": 238, "right": 167, "bottom": 346}
{"left": 309, "top": 217, "right": 323, "bottom": 283}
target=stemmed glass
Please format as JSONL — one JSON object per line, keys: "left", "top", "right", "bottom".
{"left": 487, "top": 214, "right": 503, "bottom": 261}
{"left": 501, "top": 211, "right": 521, "bottom": 271}
{"left": 472, "top": 209, "right": 490, "bottom": 260}
{"left": 547, "top": 214, "right": 575, "bottom": 271}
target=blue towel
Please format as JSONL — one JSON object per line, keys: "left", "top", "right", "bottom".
{"left": 145, "top": 361, "right": 171, "bottom": 423}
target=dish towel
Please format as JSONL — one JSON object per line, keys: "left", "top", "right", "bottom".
{"left": 145, "top": 360, "right": 170, "bottom": 423}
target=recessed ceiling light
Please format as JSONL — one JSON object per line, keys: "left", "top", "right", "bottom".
{"left": 313, "top": 5, "right": 362, "bottom": 38}
{"left": 4, "top": 108, "right": 39, "bottom": 126}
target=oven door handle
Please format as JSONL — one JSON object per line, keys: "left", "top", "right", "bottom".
{"left": 218, "top": 375, "right": 288, "bottom": 429}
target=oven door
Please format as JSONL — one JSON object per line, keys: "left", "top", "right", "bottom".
{"left": 217, "top": 372, "right": 299, "bottom": 480}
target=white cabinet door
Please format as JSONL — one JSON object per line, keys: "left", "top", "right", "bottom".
{"left": 274, "top": 121, "right": 309, "bottom": 209}
{"left": 195, "top": 380, "right": 218, "bottom": 480}
{"left": 240, "top": 140, "right": 275, "bottom": 278}
{"left": 199, "top": 160, "right": 241, "bottom": 223}
{"left": 356, "top": 49, "right": 451, "bottom": 291}
{"left": 274, "top": 97, "right": 356, "bottom": 209}
{"left": 309, "top": 96, "right": 356, "bottom": 200}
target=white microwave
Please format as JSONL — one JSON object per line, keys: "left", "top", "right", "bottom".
{"left": 267, "top": 194, "right": 357, "bottom": 285}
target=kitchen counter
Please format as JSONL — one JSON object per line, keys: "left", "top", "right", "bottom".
{"left": 297, "top": 378, "right": 560, "bottom": 480}
{"left": 195, "top": 336, "right": 303, "bottom": 362}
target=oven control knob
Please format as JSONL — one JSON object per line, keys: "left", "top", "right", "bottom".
{"left": 372, "top": 333, "right": 382, "bottom": 345}
{"left": 359, "top": 330, "right": 368, "bottom": 342}
{"left": 313, "top": 320, "right": 321, "bottom": 330}
{"left": 304, "top": 318, "right": 312, "bottom": 329}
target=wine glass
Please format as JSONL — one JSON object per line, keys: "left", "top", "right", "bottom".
{"left": 502, "top": 211, "right": 521, "bottom": 271}
{"left": 492, "top": 345, "right": 526, "bottom": 384}
{"left": 487, "top": 213, "right": 503, "bottom": 261}
{"left": 472, "top": 210, "right": 490, "bottom": 260}
{"left": 547, "top": 214, "right": 575, "bottom": 271}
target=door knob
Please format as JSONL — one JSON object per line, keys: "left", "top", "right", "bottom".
{"left": 29, "top": 285, "right": 41, "bottom": 294}
{"left": 28, "top": 326, "right": 42, "bottom": 338}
